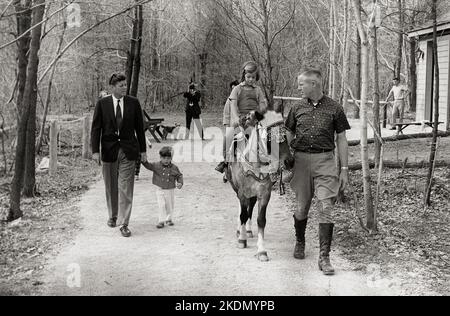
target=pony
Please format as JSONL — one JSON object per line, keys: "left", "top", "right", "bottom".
{"left": 226, "top": 110, "right": 294, "bottom": 262}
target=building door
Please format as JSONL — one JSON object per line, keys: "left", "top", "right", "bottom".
{"left": 424, "top": 41, "right": 435, "bottom": 122}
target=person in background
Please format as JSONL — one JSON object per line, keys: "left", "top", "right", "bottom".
{"left": 385, "top": 77, "right": 410, "bottom": 130}
{"left": 183, "top": 84, "right": 204, "bottom": 140}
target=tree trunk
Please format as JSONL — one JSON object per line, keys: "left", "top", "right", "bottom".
{"left": 126, "top": 5, "right": 139, "bottom": 96}
{"left": 14, "top": 0, "right": 32, "bottom": 119}
{"left": 352, "top": 0, "right": 376, "bottom": 232}
{"left": 348, "top": 131, "right": 450, "bottom": 146}
{"left": 9, "top": 0, "right": 46, "bottom": 221}
{"left": 354, "top": 0, "right": 361, "bottom": 119}
{"left": 199, "top": 52, "right": 208, "bottom": 109}
{"left": 22, "top": 68, "right": 38, "bottom": 197}
{"left": 349, "top": 159, "right": 450, "bottom": 171}
{"left": 261, "top": 0, "right": 274, "bottom": 109}
{"left": 36, "top": 20, "right": 66, "bottom": 155}
{"left": 130, "top": 4, "right": 143, "bottom": 97}
{"left": 395, "top": 0, "right": 404, "bottom": 79}
{"left": 341, "top": 0, "right": 351, "bottom": 112}
{"left": 150, "top": 8, "right": 160, "bottom": 109}
{"left": 409, "top": 38, "right": 417, "bottom": 112}
{"left": 370, "top": 22, "right": 381, "bottom": 168}
{"left": 329, "top": 0, "right": 337, "bottom": 98}
{"left": 425, "top": 0, "right": 439, "bottom": 206}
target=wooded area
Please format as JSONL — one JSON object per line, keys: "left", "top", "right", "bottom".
{"left": 0, "top": 0, "right": 448, "bottom": 227}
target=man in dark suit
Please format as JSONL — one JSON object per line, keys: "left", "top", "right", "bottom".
{"left": 91, "top": 73, "right": 147, "bottom": 237}
{"left": 183, "top": 84, "right": 204, "bottom": 140}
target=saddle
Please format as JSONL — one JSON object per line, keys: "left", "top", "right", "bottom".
{"left": 229, "top": 111, "right": 285, "bottom": 182}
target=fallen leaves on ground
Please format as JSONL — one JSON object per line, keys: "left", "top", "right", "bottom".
{"left": 0, "top": 151, "right": 100, "bottom": 296}
{"left": 301, "top": 166, "right": 449, "bottom": 296}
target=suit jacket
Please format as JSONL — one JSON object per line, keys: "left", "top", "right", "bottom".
{"left": 91, "top": 95, "right": 146, "bottom": 163}
{"left": 183, "top": 91, "right": 201, "bottom": 116}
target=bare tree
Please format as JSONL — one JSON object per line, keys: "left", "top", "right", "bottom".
{"left": 127, "top": 1, "right": 144, "bottom": 97}
{"left": 351, "top": 0, "right": 376, "bottom": 232}
{"left": 354, "top": 0, "right": 361, "bottom": 119}
{"left": 370, "top": 1, "right": 382, "bottom": 168}
{"left": 9, "top": 0, "right": 46, "bottom": 220}
{"left": 424, "top": 0, "right": 439, "bottom": 207}
{"left": 214, "top": 0, "right": 295, "bottom": 108}
{"left": 395, "top": 0, "right": 404, "bottom": 78}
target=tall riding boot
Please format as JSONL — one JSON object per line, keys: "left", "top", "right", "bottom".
{"left": 318, "top": 223, "right": 335, "bottom": 276}
{"left": 293, "top": 217, "right": 308, "bottom": 259}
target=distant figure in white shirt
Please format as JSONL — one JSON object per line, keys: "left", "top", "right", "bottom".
{"left": 385, "top": 77, "right": 410, "bottom": 130}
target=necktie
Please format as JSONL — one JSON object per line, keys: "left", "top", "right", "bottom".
{"left": 116, "top": 100, "right": 122, "bottom": 132}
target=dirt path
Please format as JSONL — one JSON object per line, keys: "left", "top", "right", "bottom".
{"left": 41, "top": 137, "right": 399, "bottom": 296}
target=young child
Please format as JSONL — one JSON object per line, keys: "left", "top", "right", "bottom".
{"left": 215, "top": 61, "right": 267, "bottom": 173}
{"left": 142, "top": 147, "right": 183, "bottom": 229}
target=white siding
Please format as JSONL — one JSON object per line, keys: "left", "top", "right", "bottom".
{"left": 438, "top": 37, "right": 449, "bottom": 130}
{"left": 415, "top": 36, "right": 449, "bottom": 130}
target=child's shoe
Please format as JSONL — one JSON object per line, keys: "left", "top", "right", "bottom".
{"left": 165, "top": 220, "right": 174, "bottom": 227}
{"left": 156, "top": 222, "right": 165, "bottom": 229}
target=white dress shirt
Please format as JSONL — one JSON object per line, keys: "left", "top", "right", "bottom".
{"left": 112, "top": 95, "right": 124, "bottom": 118}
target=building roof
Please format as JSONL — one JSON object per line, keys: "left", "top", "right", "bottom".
{"left": 408, "top": 2, "right": 450, "bottom": 37}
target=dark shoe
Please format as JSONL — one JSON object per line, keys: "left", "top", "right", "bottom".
{"left": 107, "top": 217, "right": 117, "bottom": 228}
{"left": 120, "top": 225, "right": 131, "bottom": 237}
{"left": 156, "top": 222, "right": 165, "bottom": 229}
{"left": 389, "top": 126, "right": 397, "bottom": 130}
{"left": 318, "top": 223, "right": 335, "bottom": 276}
{"left": 165, "top": 220, "right": 174, "bottom": 226}
{"left": 215, "top": 161, "right": 228, "bottom": 174}
{"left": 223, "top": 174, "right": 228, "bottom": 183}
{"left": 293, "top": 217, "right": 307, "bottom": 259}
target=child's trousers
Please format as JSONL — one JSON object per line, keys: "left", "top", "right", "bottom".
{"left": 156, "top": 187, "right": 175, "bottom": 223}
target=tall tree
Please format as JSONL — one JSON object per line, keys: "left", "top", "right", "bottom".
{"left": 14, "top": 0, "right": 32, "bottom": 118}
{"left": 9, "top": 0, "right": 46, "bottom": 221}
{"left": 328, "top": 0, "right": 337, "bottom": 99}
{"left": 424, "top": 0, "right": 439, "bottom": 206}
{"left": 352, "top": 0, "right": 376, "bottom": 232}
{"left": 214, "top": 0, "right": 295, "bottom": 108}
{"left": 354, "top": 0, "right": 362, "bottom": 119}
{"left": 341, "top": 0, "right": 351, "bottom": 112}
{"left": 127, "top": 2, "right": 144, "bottom": 97}
{"left": 395, "top": 0, "right": 404, "bottom": 78}
{"left": 370, "top": 1, "right": 381, "bottom": 168}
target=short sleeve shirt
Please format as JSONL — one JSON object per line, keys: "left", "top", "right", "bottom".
{"left": 285, "top": 96, "right": 351, "bottom": 152}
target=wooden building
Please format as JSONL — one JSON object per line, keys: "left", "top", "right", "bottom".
{"left": 409, "top": 6, "right": 450, "bottom": 131}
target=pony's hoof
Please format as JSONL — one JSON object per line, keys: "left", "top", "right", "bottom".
{"left": 247, "top": 231, "right": 254, "bottom": 238}
{"left": 256, "top": 251, "right": 269, "bottom": 262}
{"left": 238, "top": 240, "right": 247, "bottom": 249}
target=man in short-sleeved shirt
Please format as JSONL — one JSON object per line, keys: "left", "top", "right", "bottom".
{"left": 386, "top": 78, "right": 409, "bottom": 130}
{"left": 285, "top": 69, "right": 351, "bottom": 276}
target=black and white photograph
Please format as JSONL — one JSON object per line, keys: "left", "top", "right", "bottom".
{"left": 0, "top": 0, "right": 449, "bottom": 299}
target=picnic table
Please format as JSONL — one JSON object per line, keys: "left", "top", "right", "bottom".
{"left": 143, "top": 110, "right": 164, "bottom": 143}
{"left": 394, "top": 121, "right": 444, "bottom": 135}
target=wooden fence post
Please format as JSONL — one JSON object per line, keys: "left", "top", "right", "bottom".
{"left": 82, "top": 115, "right": 91, "bottom": 159}
{"left": 50, "top": 120, "right": 58, "bottom": 176}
